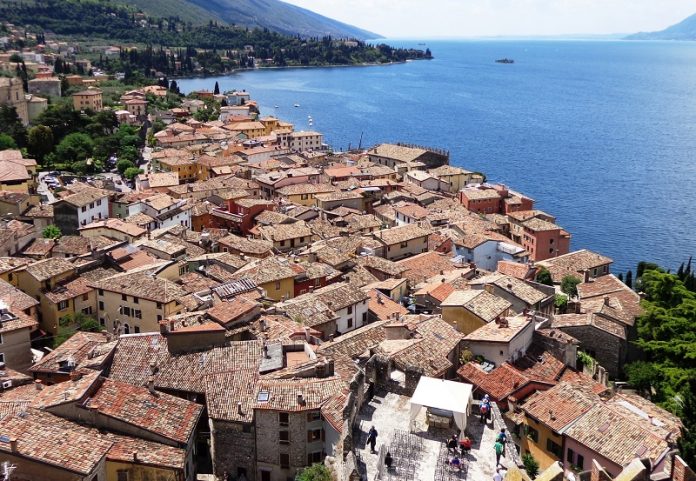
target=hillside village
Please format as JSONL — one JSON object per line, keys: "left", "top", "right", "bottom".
{"left": 0, "top": 29, "right": 694, "bottom": 481}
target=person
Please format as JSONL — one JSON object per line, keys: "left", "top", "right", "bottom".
{"left": 385, "top": 451, "right": 393, "bottom": 471}
{"left": 493, "top": 467, "right": 503, "bottom": 481}
{"left": 498, "top": 465, "right": 508, "bottom": 480}
{"left": 222, "top": 472, "right": 229, "bottom": 481}
{"left": 480, "top": 402, "right": 489, "bottom": 423}
{"left": 447, "top": 434, "right": 458, "bottom": 453}
{"left": 497, "top": 428, "right": 507, "bottom": 444}
{"left": 367, "top": 426, "right": 378, "bottom": 453}
{"left": 459, "top": 435, "right": 472, "bottom": 455}
{"left": 450, "top": 455, "right": 462, "bottom": 471}
{"left": 494, "top": 440, "right": 505, "bottom": 465}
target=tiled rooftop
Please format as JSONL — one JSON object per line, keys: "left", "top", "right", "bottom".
{"left": 441, "top": 290, "right": 512, "bottom": 323}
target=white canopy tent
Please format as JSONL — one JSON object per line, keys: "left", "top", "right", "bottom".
{"left": 409, "top": 377, "right": 474, "bottom": 434}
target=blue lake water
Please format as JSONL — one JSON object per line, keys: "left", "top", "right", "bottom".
{"left": 177, "top": 40, "right": 696, "bottom": 274}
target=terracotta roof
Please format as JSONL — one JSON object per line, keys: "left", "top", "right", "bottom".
{"left": 0, "top": 160, "right": 31, "bottom": 183}
{"left": 464, "top": 316, "right": 532, "bottom": 343}
{"left": 24, "top": 257, "right": 74, "bottom": 282}
{"left": 522, "top": 217, "right": 563, "bottom": 232}
{"left": 0, "top": 408, "right": 113, "bottom": 475}
{"left": 56, "top": 187, "right": 108, "bottom": 208}
{"left": 109, "top": 334, "right": 263, "bottom": 395}
{"left": 86, "top": 378, "right": 202, "bottom": 445}
{"left": 80, "top": 218, "right": 147, "bottom": 238}
{"left": 257, "top": 223, "right": 312, "bottom": 243}
{"left": 551, "top": 312, "right": 626, "bottom": 339}
{"left": 441, "top": 290, "right": 512, "bottom": 323}
{"left": 394, "top": 202, "right": 430, "bottom": 220}
{"left": 357, "top": 255, "right": 408, "bottom": 277}
{"left": 21, "top": 238, "right": 55, "bottom": 257}
{"left": 366, "top": 289, "right": 408, "bottom": 322}
{"left": 577, "top": 275, "right": 642, "bottom": 320}
{"left": 369, "top": 144, "right": 426, "bottom": 162}
{"left": 565, "top": 404, "right": 670, "bottom": 467}
{"left": 30, "top": 332, "right": 111, "bottom": 374}
{"left": 277, "top": 183, "right": 336, "bottom": 196}
{"left": 537, "top": 249, "right": 613, "bottom": 283}
{"left": 205, "top": 368, "right": 259, "bottom": 423}
{"left": 497, "top": 260, "right": 536, "bottom": 280}
{"left": 231, "top": 256, "right": 297, "bottom": 285}
{"left": 397, "top": 251, "right": 463, "bottom": 286}
{"left": 314, "top": 282, "right": 369, "bottom": 311}
{"left": 521, "top": 382, "right": 598, "bottom": 432}
{"left": 0, "top": 278, "right": 39, "bottom": 312}
{"left": 471, "top": 274, "right": 548, "bottom": 306}
{"left": 53, "top": 235, "right": 120, "bottom": 257}
{"left": 208, "top": 297, "right": 260, "bottom": 327}
{"left": 24, "top": 204, "right": 54, "bottom": 218}
{"left": 90, "top": 271, "right": 185, "bottom": 303}
{"left": 255, "top": 376, "right": 344, "bottom": 412}
{"left": 461, "top": 188, "right": 501, "bottom": 201}
{"left": 106, "top": 434, "right": 186, "bottom": 470}
{"left": 458, "top": 362, "right": 532, "bottom": 400}
{"left": 374, "top": 224, "right": 431, "bottom": 245}
{"left": 219, "top": 234, "right": 273, "bottom": 255}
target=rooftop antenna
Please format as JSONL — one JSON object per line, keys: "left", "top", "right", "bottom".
{"left": 358, "top": 132, "right": 364, "bottom": 150}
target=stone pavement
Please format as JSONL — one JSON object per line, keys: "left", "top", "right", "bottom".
{"left": 354, "top": 391, "right": 508, "bottom": 481}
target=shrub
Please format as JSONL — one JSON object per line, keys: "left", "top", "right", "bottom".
{"left": 522, "top": 453, "right": 539, "bottom": 478}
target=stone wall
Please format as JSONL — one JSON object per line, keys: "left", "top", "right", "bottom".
{"left": 553, "top": 325, "right": 623, "bottom": 379}
{"left": 210, "top": 419, "right": 256, "bottom": 481}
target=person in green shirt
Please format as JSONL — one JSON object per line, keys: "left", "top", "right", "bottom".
{"left": 494, "top": 440, "right": 505, "bottom": 465}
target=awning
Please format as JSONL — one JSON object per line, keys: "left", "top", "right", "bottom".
{"left": 410, "top": 376, "right": 474, "bottom": 434}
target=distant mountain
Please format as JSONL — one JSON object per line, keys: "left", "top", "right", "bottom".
{"left": 626, "top": 13, "right": 696, "bottom": 40}
{"left": 122, "top": 0, "right": 380, "bottom": 40}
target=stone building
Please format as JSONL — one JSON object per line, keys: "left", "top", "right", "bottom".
{"left": 0, "top": 77, "right": 28, "bottom": 124}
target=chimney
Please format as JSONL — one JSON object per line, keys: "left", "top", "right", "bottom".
{"left": 549, "top": 410, "right": 556, "bottom": 420}
{"left": 237, "top": 401, "right": 243, "bottom": 415}
{"left": 133, "top": 451, "right": 139, "bottom": 462}
{"left": 603, "top": 296, "right": 610, "bottom": 306}
{"left": 147, "top": 376, "right": 156, "bottom": 395}
{"left": 9, "top": 438, "right": 17, "bottom": 453}
{"left": 260, "top": 318, "right": 267, "bottom": 332}
{"left": 34, "top": 379, "right": 43, "bottom": 391}
{"left": 297, "top": 393, "right": 304, "bottom": 406}
{"left": 149, "top": 361, "right": 157, "bottom": 375}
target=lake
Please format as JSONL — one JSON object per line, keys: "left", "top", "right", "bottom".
{"left": 177, "top": 40, "right": 696, "bottom": 274}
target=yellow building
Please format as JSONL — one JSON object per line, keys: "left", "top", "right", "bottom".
{"left": 430, "top": 165, "right": 480, "bottom": 193}
{"left": 257, "top": 223, "right": 314, "bottom": 253}
{"left": 105, "top": 433, "right": 187, "bottom": 481}
{"left": 276, "top": 183, "right": 337, "bottom": 207}
{"left": 0, "top": 150, "right": 37, "bottom": 193}
{"left": 517, "top": 382, "right": 598, "bottom": 471}
{"left": 157, "top": 156, "right": 198, "bottom": 183}
{"left": 73, "top": 88, "right": 104, "bottom": 111}
{"left": 15, "top": 257, "right": 77, "bottom": 334}
{"left": 440, "top": 289, "right": 512, "bottom": 334}
{"left": 225, "top": 120, "right": 266, "bottom": 139}
{"left": 232, "top": 256, "right": 296, "bottom": 301}
{"left": 90, "top": 269, "right": 186, "bottom": 334}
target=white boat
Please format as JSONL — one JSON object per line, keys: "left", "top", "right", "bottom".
{"left": 294, "top": 103, "right": 300, "bottom": 107}
{"left": 274, "top": 105, "right": 279, "bottom": 108}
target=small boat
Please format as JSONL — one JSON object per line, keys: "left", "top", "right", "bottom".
{"left": 495, "top": 58, "right": 514, "bottom": 64}
{"left": 274, "top": 105, "right": 279, "bottom": 108}
{"left": 294, "top": 103, "right": 300, "bottom": 107}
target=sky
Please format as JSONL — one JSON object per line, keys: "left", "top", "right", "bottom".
{"left": 283, "top": 0, "right": 696, "bottom": 38}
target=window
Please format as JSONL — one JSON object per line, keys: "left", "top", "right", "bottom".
{"left": 279, "top": 412, "right": 289, "bottom": 426}
{"left": 122, "top": 294, "right": 127, "bottom": 301}
{"left": 97, "top": 199, "right": 102, "bottom": 206}
{"left": 307, "top": 452, "right": 322, "bottom": 465}
{"left": 576, "top": 455, "right": 584, "bottom": 470}
{"left": 134, "top": 326, "right": 140, "bottom": 333}
{"left": 243, "top": 424, "right": 252, "bottom": 433}
{"left": 347, "top": 318, "right": 353, "bottom": 328}
{"left": 99, "top": 317, "right": 105, "bottom": 326}
{"left": 400, "top": 241, "right": 408, "bottom": 248}
{"left": 546, "top": 439, "right": 562, "bottom": 458}
{"left": 121, "top": 306, "right": 131, "bottom": 317}
{"left": 82, "top": 307, "right": 92, "bottom": 315}
{"left": 280, "top": 453, "right": 290, "bottom": 469}
{"left": 567, "top": 448, "right": 575, "bottom": 464}
{"left": 99, "top": 301, "right": 104, "bottom": 310}
{"left": 307, "top": 412, "right": 321, "bottom": 422}
{"left": 526, "top": 425, "right": 539, "bottom": 443}
{"left": 117, "top": 471, "right": 128, "bottom": 481}
{"left": 279, "top": 430, "right": 289, "bottom": 444}
{"left": 58, "top": 300, "right": 69, "bottom": 311}
{"left": 98, "top": 289, "right": 104, "bottom": 296}
{"left": 179, "top": 265, "right": 188, "bottom": 276}
{"left": 157, "top": 315, "right": 162, "bottom": 322}
{"left": 156, "top": 302, "right": 162, "bottom": 309}
{"left": 82, "top": 206, "right": 87, "bottom": 212}
{"left": 82, "top": 293, "right": 89, "bottom": 301}
{"left": 275, "top": 281, "right": 281, "bottom": 291}
{"left": 134, "top": 310, "right": 142, "bottom": 319}
{"left": 8, "top": 273, "right": 12, "bottom": 282}
{"left": 280, "top": 240, "right": 285, "bottom": 247}
{"left": 133, "top": 297, "right": 139, "bottom": 304}
{"left": 307, "top": 429, "right": 322, "bottom": 442}
{"left": 362, "top": 312, "right": 367, "bottom": 324}
{"left": 123, "top": 324, "right": 130, "bottom": 334}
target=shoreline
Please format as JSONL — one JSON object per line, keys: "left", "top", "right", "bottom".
{"left": 171, "top": 58, "right": 431, "bottom": 80}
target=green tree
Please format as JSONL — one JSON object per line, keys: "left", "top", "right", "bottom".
{"left": 536, "top": 267, "right": 553, "bottom": 286}
{"left": 116, "top": 159, "right": 136, "bottom": 174}
{"left": 625, "top": 270, "right": 633, "bottom": 289}
{"left": 213, "top": 81, "right": 220, "bottom": 95}
{"left": 0, "top": 133, "right": 17, "bottom": 150}
{"left": 0, "top": 106, "right": 27, "bottom": 147}
{"left": 27, "top": 125, "right": 54, "bottom": 162}
{"left": 677, "top": 381, "right": 696, "bottom": 468}
{"left": 42, "top": 224, "right": 61, "bottom": 239}
{"left": 54, "top": 132, "right": 94, "bottom": 164}
{"left": 625, "top": 361, "right": 660, "bottom": 398}
{"left": 522, "top": 453, "right": 539, "bottom": 478}
{"left": 561, "top": 275, "right": 581, "bottom": 298}
{"left": 124, "top": 167, "right": 143, "bottom": 180}
{"left": 53, "top": 311, "right": 101, "bottom": 348}
{"left": 296, "top": 464, "right": 332, "bottom": 481}
{"left": 554, "top": 293, "right": 568, "bottom": 313}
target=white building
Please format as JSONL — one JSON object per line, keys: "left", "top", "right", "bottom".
{"left": 281, "top": 131, "right": 325, "bottom": 152}
{"left": 454, "top": 237, "right": 528, "bottom": 272}
{"left": 314, "top": 283, "right": 369, "bottom": 334}
{"left": 463, "top": 315, "right": 534, "bottom": 367}
{"left": 53, "top": 189, "right": 110, "bottom": 235}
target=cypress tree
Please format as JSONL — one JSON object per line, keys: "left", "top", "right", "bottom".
{"left": 625, "top": 270, "right": 633, "bottom": 289}
{"left": 214, "top": 81, "right": 220, "bottom": 95}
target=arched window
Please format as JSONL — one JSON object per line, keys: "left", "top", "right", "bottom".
{"left": 123, "top": 323, "right": 130, "bottom": 335}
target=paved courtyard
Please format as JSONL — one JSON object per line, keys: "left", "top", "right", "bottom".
{"left": 354, "top": 391, "right": 508, "bottom": 481}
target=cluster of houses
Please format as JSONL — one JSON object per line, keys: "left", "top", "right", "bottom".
{"left": 0, "top": 77, "right": 693, "bottom": 481}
